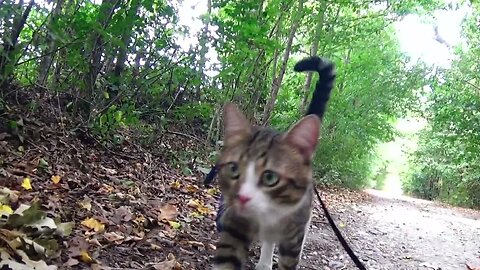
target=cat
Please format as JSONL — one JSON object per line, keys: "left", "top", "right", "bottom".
{"left": 211, "top": 56, "right": 336, "bottom": 270}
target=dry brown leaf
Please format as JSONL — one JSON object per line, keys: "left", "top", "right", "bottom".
{"left": 104, "top": 231, "right": 125, "bottom": 244}
{"left": 98, "top": 184, "right": 115, "bottom": 194}
{"left": 64, "top": 258, "right": 80, "bottom": 267}
{"left": 113, "top": 206, "right": 133, "bottom": 224}
{"left": 158, "top": 204, "right": 178, "bottom": 222}
{"left": 185, "top": 184, "right": 199, "bottom": 193}
{"left": 152, "top": 253, "right": 181, "bottom": 270}
{"left": 187, "top": 241, "right": 204, "bottom": 248}
{"left": 150, "top": 243, "right": 162, "bottom": 250}
{"left": 133, "top": 214, "right": 147, "bottom": 226}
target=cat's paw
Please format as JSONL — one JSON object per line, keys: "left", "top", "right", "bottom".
{"left": 255, "top": 263, "right": 272, "bottom": 270}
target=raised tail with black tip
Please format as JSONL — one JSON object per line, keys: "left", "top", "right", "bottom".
{"left": 294, "top": 56, "right": 336, "bottom": 119}
{"left": 203, "top": 56, "right": 336, "bottom": 187}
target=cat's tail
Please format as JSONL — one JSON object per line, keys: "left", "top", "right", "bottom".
{"left": 294, "top": 56, "right": 336, "bottom": 118}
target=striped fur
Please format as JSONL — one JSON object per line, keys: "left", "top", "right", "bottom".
{"left": 212, "top": 56, "right": 336, "bottom": 270}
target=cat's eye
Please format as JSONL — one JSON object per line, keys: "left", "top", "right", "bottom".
{"left": 225, "top": 162, "right": 240, "bottom": 179}
{"left": 261, "top": 170, "right": 280, "bottom": 187}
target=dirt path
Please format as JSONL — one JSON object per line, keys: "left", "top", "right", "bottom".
{"left": 301, "top": 189, "right": 480, "bottom": 270}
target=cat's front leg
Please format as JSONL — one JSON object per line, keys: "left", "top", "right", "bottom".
{"left": 212, "top": 231, "right": 250, "bottom": 270}
{"left": 276, "top": 233, "right": 307, "bottom": 270}
{"left": 255, "top": 242, "right": 274, "bottom": 270}
{"left": 212, "top": 219, "right": 252, "bottom": 270}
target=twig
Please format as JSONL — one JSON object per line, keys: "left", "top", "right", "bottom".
{"left": 15, "top": 36, "right": 85, "bottom": 66}
{"left": 6, "top": 168, "right": 37, "bottom": 178}
{"left": 165, "top": 130, "right": 205, "bottom": 145}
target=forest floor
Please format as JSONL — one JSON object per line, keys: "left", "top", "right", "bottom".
{"left": 1, "top": 89, "right": 480, "bottom": 270}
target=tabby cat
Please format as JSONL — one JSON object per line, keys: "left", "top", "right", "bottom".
{"left": 212, "top": 56, "right": 336, "bottom": 270}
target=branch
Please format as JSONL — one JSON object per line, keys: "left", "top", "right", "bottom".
{"left": 15, "top": 36, "right": 84, "bottom": 66}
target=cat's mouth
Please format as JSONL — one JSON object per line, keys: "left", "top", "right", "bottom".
{"left": 234, "top": 202, "right": 256, "bottom": 217}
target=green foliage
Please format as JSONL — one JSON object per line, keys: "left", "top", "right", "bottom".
{"left": 404, "top": 8, "right": 480, "bottom": 208}
{"left": 172, "top": 103, "right": 214, "bottom": 122}
{"left": 93, "top": 103, "right": 139, "bottom": 140}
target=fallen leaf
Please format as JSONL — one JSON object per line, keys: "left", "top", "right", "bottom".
{"left": 170, "top": 181, "right": 181, "bottom": 190}
{"left": 0, "top": 204, "right": 13, "bottom": 215}
{"left": 185, "top": 184, "right": 199, "bottom": 193}
{"left": 133, "top": 214, "right": 146, "bottom": 226}
{"left": 98, "top": 184, "right": 114, "bottom": 193}
{"left": 168, "top": 221, "right": 181, "bottom": 229}
{"left": 104, "top": 231, "right": 125, "bottom": 243}
{"left": 1, "top": 187, "right": 20, "bottom": 203}
{"left": 21, "top": 177, "right": 32, "bottom": 190}
{"left": 112, "top": 206, "right": 133, "bottom": 224}
{"left": 81, "top": 218, "right": 105, "bottom": 232}
{"left": 101, "top": 166, "right": 117, "bottom": 175}
{"left": 79, "top": 250, "right": 94, "bottom": 263}
{"left": 51, "top": 175, "right": 61, "bottom": 184}
{"left": 64, "top": 258, "right": 79, "bottom": 267}
{"left": 207, "top": 187, "right": 219, "bottom": 196}
{"left": 151, "top": 243, "right": 162, "bottom": 250}
{"left": 86, "top": 238, "right": 102, "bottom": 247}
{"left": 197, "top": 166, "right": 212, "bottom": 174}
{"left": 7, "top": 203, "right": 46, "bottom": 227}
{"left": 56, "top": 221, "right": 74, "bottom": 236}
{"left": 152, "top": 253, "right": 181, "bottom": 270}
{"left": 190, "top": 211, "right": 204, "bottom": 218}
{"left": 187, "top": 241, "right": 205, "bottom": 248}
{"left": 38, "top": 158, "right": 49, "bottom": 169}
{"left": 79, "top": 197, "right": 92, "bottom": 211}
{"left": 187, "top": 199, "right": 211, "bottom": 215}
{"left": 1, "top": 249, "right": 57, "bottom": 270}
{"left": 158, "top": 204, "right": 178, "bottom": 222}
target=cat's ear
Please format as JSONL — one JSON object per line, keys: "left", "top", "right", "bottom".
{"left": 223, "top": 102, "right": 251, "bottom": 146}
{"left": 283, "top": 115, "right": 320, "bottom": 159}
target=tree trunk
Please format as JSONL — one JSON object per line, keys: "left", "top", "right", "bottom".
{"left": 113, "top": 0, "right": 140, "bottom": 78}
{"left": 0, "top": 0, "right": 34, "bottom": 87}
{"left": 195, "top": 0, "right": 212, "bottom": 101}
{"left": 337, "top": 47, "right": 352, "bottom": 93}
{"left": 300, "top": 1, "right": 329, "bottom": 113}
{"left": 82, "top": 0, "right": 121, "bottom": 116}
{"left": 37, "top": 0, "right": 65, "bottom": 86}
{"left": 262, "top": 0, "right": 305, "bottom": 125}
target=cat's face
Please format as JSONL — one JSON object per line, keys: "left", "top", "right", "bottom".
{"left": 217, "top": 103, "right": 321, "bottom": 220}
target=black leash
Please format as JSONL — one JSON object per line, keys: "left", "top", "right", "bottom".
{"left": 313, "top": 186, "right": 367, "bottom": 270}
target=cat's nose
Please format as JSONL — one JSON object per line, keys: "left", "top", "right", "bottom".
{"left": 237, "top": 195, "right": 251, "bottom": 205}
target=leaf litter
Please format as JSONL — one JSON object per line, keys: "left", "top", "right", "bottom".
{"left": 0, "top": 90, "right": 220, "bottom": 269}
